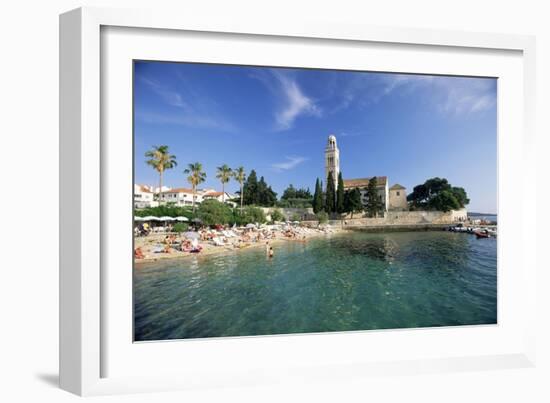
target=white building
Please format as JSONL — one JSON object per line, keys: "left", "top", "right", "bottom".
{"left": 137, "top": 184, "right": 238, "bottom": 208}
{"left": 324, "top": 134, "right": 340, "bottom": 191}
{"left": 159, "top": 187, "right": 205, "bottom": 206}
{"left": 134, "top": 184, "right": 158, "bottom": 209}
{"left": 203, "top": 191, "right": 237, "bottom": 207}
{"left": 343, "top": 177, "right": 390, "bottom": 212}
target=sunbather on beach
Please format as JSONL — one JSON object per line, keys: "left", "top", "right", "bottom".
{"left": 134, "top": 247, "right": 145, "bottom": 259}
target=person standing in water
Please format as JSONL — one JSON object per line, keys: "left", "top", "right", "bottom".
{"left": 268, "top": 247, "right": 274, "bottom": 258}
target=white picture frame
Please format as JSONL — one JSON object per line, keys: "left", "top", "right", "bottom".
{"left": 60, "top": 6, "right": 537, "bottom": 396}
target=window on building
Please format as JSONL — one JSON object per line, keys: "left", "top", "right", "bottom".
{"left": 396, "top": 191, "right": 400, "bottom": 196}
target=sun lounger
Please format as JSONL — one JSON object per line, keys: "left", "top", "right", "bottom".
{"left": 212, "top": 237, "right": 225, "bottom": 246}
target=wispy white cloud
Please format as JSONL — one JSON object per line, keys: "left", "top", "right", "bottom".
{"left": 139, "top": 76, "right": 187, "bottom": 108}
{"left": 252, "top": 69, "right": 321, "bottom": 131}
{"left": 271, "top": 156, "right": 307, "bottom": 172}
{"left": 438, "top": 79, "right": 496, "bottom": 115}
{"left": 137, "top": 74, "right": 237, "bottom": 132}
{"left": 332, "top": 73, "right": 495, "bottom": 117}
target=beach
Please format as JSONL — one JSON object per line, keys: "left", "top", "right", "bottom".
{"left": 134, "top": 224, "right": 347, "bottom": 264}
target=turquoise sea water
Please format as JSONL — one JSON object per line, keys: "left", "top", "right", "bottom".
{"left": 134, "top": 231, "right": 497, "bottom": 341}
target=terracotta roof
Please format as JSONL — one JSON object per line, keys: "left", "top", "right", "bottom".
{"left": 204, "top": 191, "right": 224, "bottom": 197}
{"left": 389, "top": 183, "right": 406, "bottom": 190}
{"left": 343, "top": 176, "right": 387, "bottom": 189}
{"left": 135, "top": 185, "right": 152, "bottom": 193}
{"left": 161, "top": 187, "right": 194, "bottom": 194}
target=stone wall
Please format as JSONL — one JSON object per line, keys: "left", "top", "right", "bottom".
{"left": 260, "top": 207, "right": 314, "bottom": 221}
{"left": 300, "top": 208, "right": 467, "bottom": 228}
{"left": 343, "top": 208, "right": 467, "bottom": 227}
{"left": 259, "top": 207, "right": 467, "bottom": 227}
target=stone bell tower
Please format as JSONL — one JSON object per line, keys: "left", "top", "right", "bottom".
{"left": 324, "top": 134, "right": 340, "bottom": 190}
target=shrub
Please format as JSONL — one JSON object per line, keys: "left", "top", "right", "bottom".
{"left": 316, "top": 211, "right": 329, "bottom": 224}
{"left": 239, "top": 206, "right": 267, "bottom": 225}
{"left": 270, "top": 208, "right": 285, "bottom": 222}
{"left": 172, "top": 222, "right": 188, "bottom": 233}
{"left": 290, "top": 213, "right": 302, "bottom": 222}
{"left": 135, "top": 205, "right": 194, "bottom": 220}
{"left": 198, "top": 199, "right": 233, "bottom": 226}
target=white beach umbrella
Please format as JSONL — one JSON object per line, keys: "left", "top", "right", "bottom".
{"left": 134, "top": 216, "right": 145, "bottom": 221}
{"left": 175, "top": 216, "right": 189, "bottom": 222}
{"left": 142, "top": 216, "right": 160, "bottom": 221}
{"left": 245, "top": 223, "right": 256, "bottom": 229}
{"left": 159, "top": 216, "right": 176, "bottom": 221}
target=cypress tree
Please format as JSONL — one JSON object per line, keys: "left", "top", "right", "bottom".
{"left": 313, "top": 178, "right": 323, "bottom": 213}
{"left": 336, "top": 172, "right": 345, "bottom": 214}
{"left": 366, "top": 177, "right": 382, "bottom": 217}
{"left": 348, "top": 188, "right": 363, "bottom": 218}
{"left": 242, "top": 170, "right": 259, "bottom": 205}
{"left": 325, "top": 172, "right": 336, "bottom": 214}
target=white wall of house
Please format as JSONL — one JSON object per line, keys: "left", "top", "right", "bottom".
{"left": 357, "top": 186, "right": 388, "bottom": 212}
{"left": 134, "top": 185, "right": 158, "bottom": 209}
{"left": 159, "top": 189, "right": 203, "bottom": 206}
{"left": 203, "top": 192, "right": 237, "bottom": 207}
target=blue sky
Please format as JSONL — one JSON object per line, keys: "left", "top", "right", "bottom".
{"left": 134, "top": 61, "right": 497, "bottom": 213}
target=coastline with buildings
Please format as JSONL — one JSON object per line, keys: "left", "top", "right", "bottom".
{"left": 132, "top": 62, "right": 497, "bottom": 340}
{"left": 133, "top": 134, "right": 488, "bottom": 264}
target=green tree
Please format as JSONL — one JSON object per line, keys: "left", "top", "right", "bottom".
{"left": 233, "top": 166, "right": 246, "bottom": 215}
{"left": 366, "top": 177, "right": 383, "bottom": 217}
{"left": 257, "top": 176, "right": 277, "bottom": 206}
{"left": 281, "top": 184, "right": 297, "bottom": 200}
{"left": 407, "top": 177, "right": 469, "bottom": 211}
{"left": 242, "top": 170, "right": 259, "bottom": 205}
{"left": 280, "top": 184, "right": 312, "bottom": 207}
{"left": 198, "top": 199, "right": 233, "bottom": 226}
{"left": 183, "top": 162, "right": 207, "bottom": 213}
{"left": 216, "top": 164, "right": 233, "bottom": 203}
{"left": 429, "top": 190, "right": 460, "bottom": 212}
{"left": 345, "top": 188, "right": 363, "bottom": 218}
{"left": 144, "top": 145, "right": 177, "bottom": 201}
{"left": 407, "top": 184, "right": 429, "bottom": 208}
{"left": 451, "top": 187, "right": 470, "bottom": 207}
{"left": 325, "top": 172, "right": 336, "bottom": 214}
{"left": 135, "top": 205, "right": 194, "bottom": 219}
{"left": 312, "top": 178, "right": 323, "bottom": 214}
{"left": 336, "top": 172, "right": 345, "bottom": 214}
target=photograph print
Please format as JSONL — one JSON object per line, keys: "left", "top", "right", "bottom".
{"left": 133, "top": 61, "right": 497, "bottom": 342}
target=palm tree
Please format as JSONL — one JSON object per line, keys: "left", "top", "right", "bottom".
{"left": 233, "top": 166, "right": 246, "bottom": 214}
{"left": 144, "top": 145, "right": 177, "bottom": 202}
{"left": 183, "top": 162, "right": 207, "bottom": 213}
{"left": 216, "top": 164, "right": 233, "bottom": 203}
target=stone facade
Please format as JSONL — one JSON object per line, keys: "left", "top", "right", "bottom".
{"left": 324, "top": 134, "right": 395, "bottom": 211}
{"left": 302, "top": 208, "right": 467, "bottom": 228}
{"left": 388, "top": 184, "right": 408, "bottom": 211}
